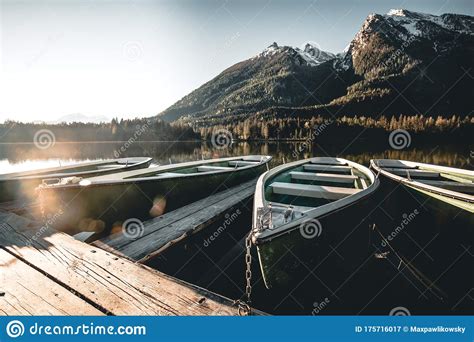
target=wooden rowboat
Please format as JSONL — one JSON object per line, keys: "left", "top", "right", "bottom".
{"left": 369, "top": 160, "right": 473, "bottom": 306}
{"left": 38, "top": 155, "right": 271, "bottom": 233}
{"left": 370, "top": 159, "right": 474, "bottom": 214}
{"left": 0, "top": 157, "right": 152, "bottom": 202}
{"left": 251, "top": 157, "right": 379, "bottom": 289}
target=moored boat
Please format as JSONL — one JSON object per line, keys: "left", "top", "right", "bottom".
{"left": 251, "top": 157, "right": 379, "bottom": 289}
{"left": 370, "top": 159, "right": 473, "bottom": 308}
{"left": 38, "top": 155, "right": 271, "bottom": 233}
{"left": 370, "top": 159, "right": 474, "bottom": 214}
{"left": 0, "top": 157, "right": 153, "bottom": 202}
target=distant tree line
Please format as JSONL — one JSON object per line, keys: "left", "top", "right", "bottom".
{"left": 0, "top": 118, "right": 199, "bottom": 142}
{"left": 1, "top": 115, "right": 471, "bottom": 145}
{"left": 199, "top": 115, "right": 473, "bottom": 144}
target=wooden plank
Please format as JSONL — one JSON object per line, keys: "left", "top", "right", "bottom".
{"left": 93, "top": 179, "right": 257, "bottom": 262}
{"left": 374, "top": 160, "right": 416, "bottom": 169}
{"left": 303, "top": 164, "right": 352, "bottom": 174}
{"left": 0, "top": 249, "right": 103, "bottom": 315}
{"left": 270, "top": 182, "right": 360, "bottom": 200}
{"left": 228, "top": 161, "right": 259, "bottom": 167}
{"left": 197, "top": 166, "right": 234, "bottom": 172}
{"left": 310, "top": 157, "right": 346, "bottom": 166}
{"left": 156, "top": 172, "right": 184, "bottom": 178}
{"left": 290, "top": 171, "right": 356, "bottom": 183}
{"left": 0, "top": 200, "right": 39, "bottom": 215}
{"left": 359, "top": 178, "right": 368, "bottom": 189}
{"left": 0, "top": 211, "right": 261, "bottom": 315}
{"left": 386, "top": 168, "right": 440, "bottom": 178}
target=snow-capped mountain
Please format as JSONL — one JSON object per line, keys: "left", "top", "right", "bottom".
{"left": 51, "top": 113, "right": 110, "bottom": 124}
{"left": 159, "top": 9, "right": 473, "bottom": 123}
{"left": 257, "top": 42, "right": 336, "bottom": 66}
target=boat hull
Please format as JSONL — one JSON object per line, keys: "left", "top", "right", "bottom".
{"left": 370, "top": 175, "right": 473, "bottom": 308}
{"left": 0, "top": 158, "right": 152, "bottom": 203}
{"left": 373, "top": 175, "right": 473, "bottom": 253}
{"left": 38, "top": 163, "right": 268, "bottom": 233}
{"left": 255, "top": 193, "right": 377, "bottom": 289}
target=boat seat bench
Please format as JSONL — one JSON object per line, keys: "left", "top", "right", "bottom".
{"left": 155, "top": 172, "right": 185, "bottom": 178}
{"left": 375, "top": 160, "right": 416, "bottom": 169}
{"left": 385, "top": 168, "right": 440, "bottom": 178}
{"left": 96, "top": 165, "right": 123, "bottom": 170}
{"left": 303, "top": 164, "right": 352, "bottom": 174}
{"left": 197, "top": 166, "right": 234, "bottom": 172}
{"left": 228, "top": 161, "right": 260, "bottom": 167}
{"left": 290, "top": 171, "right": 357, "bottom": 184}
{"left": 270, "top": 182, "right": 360, "bottom": 200}
{"left": 310, "top": 158, "right": 346, "bottom": 166}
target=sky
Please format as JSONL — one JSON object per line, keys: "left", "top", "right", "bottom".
{"left": 0, "top": 0, "right": 472, "bottom": 123}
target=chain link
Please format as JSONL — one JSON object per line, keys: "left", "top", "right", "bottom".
{"left": 237, "top": 232, "right": 253, "bottom": 316}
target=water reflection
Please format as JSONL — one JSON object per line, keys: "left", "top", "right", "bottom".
{"left": 0, "top": 141, "right": 471, "bottom": 172}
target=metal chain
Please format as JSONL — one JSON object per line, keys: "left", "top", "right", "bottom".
{"left": 245, "top": 233, "right": 252, "bottom": 304}
{"left": 237, "top": 232, "right": 253, "bottom": 316}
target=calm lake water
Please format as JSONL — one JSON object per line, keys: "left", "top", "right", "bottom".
{"left": 0, "top": 141, "right": 471, "bottom": 173}
{"left": 1, "top": 141, "right": 471, "bottom": 315}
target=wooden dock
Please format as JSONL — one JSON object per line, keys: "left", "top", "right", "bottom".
{"left": 93, "top": 179, "right": 257, "bottom": 262}
{"left": 0, "top": 208, "right": 262, "bottom": 315}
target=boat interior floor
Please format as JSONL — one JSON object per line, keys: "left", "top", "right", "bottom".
{"left": 266, "top": 159, "right": 370, "bottom": 209}
{"left": 151, "top": 159, "right": 262, "bottom": 178}
{"left": 384, "top": 164, "right": 474, "bottom": 196}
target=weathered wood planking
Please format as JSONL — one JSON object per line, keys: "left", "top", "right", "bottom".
{"left": 0, "top": 249, "right": 103, "bottom": 315}
{"left": 93, "top": 179, "right": 256, "bottom": 262}
{"left": 0, "top": 211, "right": 260, "bottom": 316}
{"left": 0, "top": 200, "right": 40, "bottom": 220}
